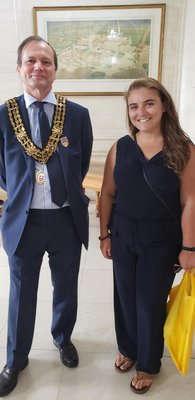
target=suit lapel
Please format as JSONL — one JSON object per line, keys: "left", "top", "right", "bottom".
{"left": 58, "top": 140, "right": 71, "bottom": 190}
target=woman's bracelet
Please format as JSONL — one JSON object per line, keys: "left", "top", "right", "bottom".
{"left": 182, "top": 245, "right": 195, "bottom": 252}
{"left": 98, "top": 233, "right": 111, "bottom": 241}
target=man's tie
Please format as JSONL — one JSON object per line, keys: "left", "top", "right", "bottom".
{"left": 35, "top": 101, "right": 67, "bottom": 207}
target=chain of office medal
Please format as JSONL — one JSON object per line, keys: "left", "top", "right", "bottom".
{"left": 6, "top": 94, "right": 66, "bottom": 165}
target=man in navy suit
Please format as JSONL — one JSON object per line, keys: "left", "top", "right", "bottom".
{"left": 0, "top": 35, "right": 93, "bottom": 396}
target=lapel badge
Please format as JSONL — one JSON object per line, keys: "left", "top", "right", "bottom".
{"left": 61, "top": 136, "right": 69, "bottom": 147}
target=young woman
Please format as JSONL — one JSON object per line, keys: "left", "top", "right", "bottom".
{"left": 99, "top": 78, "right": 195, "bottom": 394}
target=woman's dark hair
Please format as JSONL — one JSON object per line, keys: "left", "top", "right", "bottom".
{"left": 124, "top": 77, "right": 193, "bottom": 176}
{"left": 17, "top": 35, "right": 58, "bottom": 70}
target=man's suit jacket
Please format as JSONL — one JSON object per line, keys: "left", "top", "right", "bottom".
{"left": 0, "top": 95, "right": 93, "bottom": 256}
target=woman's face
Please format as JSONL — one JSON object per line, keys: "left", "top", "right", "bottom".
{"left": 127, "top": 87, "right": 165, "bottom": 134}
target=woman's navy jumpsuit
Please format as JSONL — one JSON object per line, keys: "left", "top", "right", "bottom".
{"left": 110, "top": 135, "right": 182, "bottom": 374}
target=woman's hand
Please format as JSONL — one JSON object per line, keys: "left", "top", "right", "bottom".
{"left": 179, "top": 250, "right": 195, "bottom": 270}
{"left": 100, "top": 237, "right": 112, "bottom": 259}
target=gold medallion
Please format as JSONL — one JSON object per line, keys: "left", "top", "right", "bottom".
{"left": 36, "top": 170, "right": 44, "bottom": 184}
{"left": 6, "top": 94, "right": 66, "bottom": 165}
{"left": 60, "top": 136, "right": 69, "bottom": 147}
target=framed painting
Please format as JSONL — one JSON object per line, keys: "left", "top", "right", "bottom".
{"left": 33, "top": 4, "right": 166, "bottom": 96}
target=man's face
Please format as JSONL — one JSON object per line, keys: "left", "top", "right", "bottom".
{"left": 17, "top": 40, "right": 56, "bottom": 94}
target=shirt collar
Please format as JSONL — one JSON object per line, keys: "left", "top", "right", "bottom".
{"left": 24, "top": 91, "right": 57, "bottom": 109}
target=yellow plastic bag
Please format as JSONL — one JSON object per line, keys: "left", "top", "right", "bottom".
{"left": 164, "top": 270, "right": 195, "bottom": 375}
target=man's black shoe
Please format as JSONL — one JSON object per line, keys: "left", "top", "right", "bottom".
{"left": 0, "top": 358, "right": 29, "bottom": 397}
{"left": 53, "top": 340, "right": 79, "bottom": 368}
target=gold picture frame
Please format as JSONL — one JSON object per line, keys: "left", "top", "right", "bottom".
{"left": 33, "top": 4, "right": 166, "bottom": 96}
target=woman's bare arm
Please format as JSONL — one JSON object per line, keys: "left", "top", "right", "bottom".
{"left": 179, "top": 144, "right": 195, "bottom": 270}
{"left": 99, "top": 143, "right": 117, "bottom": 259}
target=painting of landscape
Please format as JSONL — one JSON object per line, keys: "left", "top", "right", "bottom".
{"left": 47, "top": 19, "right": 150, "bottom": 80}
{"left": 34, "top": 5, "right": 165, "bottom": 93}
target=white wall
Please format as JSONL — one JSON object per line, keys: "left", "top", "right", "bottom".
{"left": 0, "top": 0, "right": 194, "bottom": 162}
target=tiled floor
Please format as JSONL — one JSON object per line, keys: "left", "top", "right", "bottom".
{"left": 0, "top": 202, "right": 194, "bottom": 399}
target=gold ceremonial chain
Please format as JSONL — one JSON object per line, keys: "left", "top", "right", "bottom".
{"left": 6, "top": 95, "right": 66, "bottom": 165}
